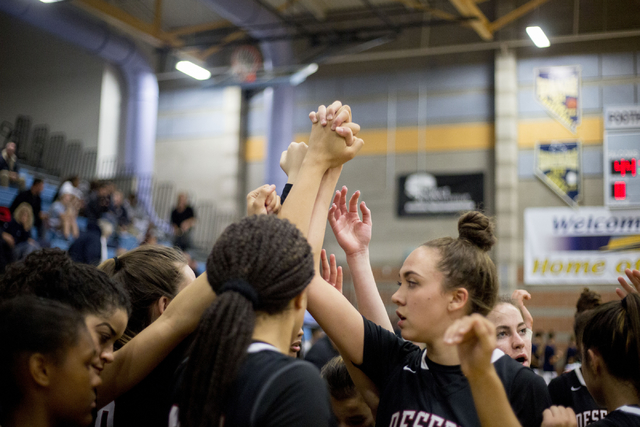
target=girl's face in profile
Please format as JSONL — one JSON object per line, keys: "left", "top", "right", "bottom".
{"left": 47, "top": 327, "right": 103, "bottom": 427}
{"left": 84, "top": 309, "right": 128, "bottom": 372}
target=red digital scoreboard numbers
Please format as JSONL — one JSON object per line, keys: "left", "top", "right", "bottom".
{"left": 604, "top": 107, "right": 640, "bottom": 208}
{"left": 610, "top": 158, "right": 637, "bottom": 201}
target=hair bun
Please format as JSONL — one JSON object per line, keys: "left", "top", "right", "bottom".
{"left": 458, "top": 211, "right": 496, "bottom": 252}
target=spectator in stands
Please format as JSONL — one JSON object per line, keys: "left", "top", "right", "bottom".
{"left": 85, "top": 181, "right": 110, "bottom": 224}
{"left": 171, "top": 193, "right": 196, "bottom": 251}
{"left": 124, "top": 193, "right": 150, "bottom": 240}
{"left": 68, "top": 219, "right": 113, "bottom": 266}
{"left": 108, "top": 191, "right": 129, "bottom": 230}
{"left": 59, "top": 175, "right": 84, "bottom": 207}
{"left": 531, "top": 331, "right": 544, "bottom": 373}
{"left": 10, "top": 177, "right": 46, "bottom": 238}
{"left": 2, "top": 202, "right": 40, "bottom": 260}
{"left": 542, "top": 331, "right": 562, "bottom": 384}
{"left": 0, "top": 141, "right": 25, "bottom": 190}
{"left": 49, "top": 192, "right": 79, "bottom": 240}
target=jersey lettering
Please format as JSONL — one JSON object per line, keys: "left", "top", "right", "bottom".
{"left": 576, "top": 409, "right": 608, "bottom": 427}
{"left": 389, "top": 411, "right": 460, "bottom": 427}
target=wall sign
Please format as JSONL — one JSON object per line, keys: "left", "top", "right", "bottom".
{"left": 535, "top": 65, "right": 582, "bottom": 133}
{"left": 534, "top": 141, "right": 582, "bottom": 207}
{"left": 397, "top": 173, "right": 484, "bottom": 217}
{"left": 525, "top": 207, "right": 640, "bottom": 285}
{"left": 604, "top": 105, "right": 640, "bottom": 209}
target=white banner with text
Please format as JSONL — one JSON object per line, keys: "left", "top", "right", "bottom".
{"left": 524, "top": 207, "right": 640, "bottom": 284}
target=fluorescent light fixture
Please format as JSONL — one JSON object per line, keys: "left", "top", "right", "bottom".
{"left": 176, "top": 61, "right": 211, "bottom": 81}
{"left": 39, "top": 0, "right": 65, "bottom": 3}
{"left": 526, "top": 26, "right": 550, "bottom": 48}
{"left": 290, "top": 63, "right": 318, "bottom": 86}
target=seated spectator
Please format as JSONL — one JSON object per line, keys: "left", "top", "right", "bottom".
{"left": 0, "top": 141, "right": 25, "bottom": 190}
{"left": 171, "top": 193, "right": 196, "bottom": 251}
{"left": 49, "top": 193, "right": 79, "bottom": 240}
{"left": 108, "top": 190, "right": 130, "bottom": 230}
{"left": 10, "top": 178, "right": 46, "bottom": 238}
{"left": 59, "top": 175, "right": 84, "bottom": 207}
{"left": 68, "top": 219, "right": 113, "bottom": 266}
{"left": 85, "top": 181, "right": 111, "bottom": 224}
{"left": 2, "top": 202, "right": 40, "bottom": 260}
{"left": 124, "top": 193, "right": 150, "bottom": 240}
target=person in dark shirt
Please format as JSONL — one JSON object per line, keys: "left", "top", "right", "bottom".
{"left": 2, "top": 202, "right": 40, "bottom": 260}
{"left": 0, "top": 141, "right": 25, "bottom": 190}
{"left": 85, "top": 182, "right": 111, "bottom": 224}
{"left": 543, "top": 331, "right": 561, "bottom": 383}
{"left": 306, "top": 333, "right": 340, "bottom": 370}
{"left": 170, "top": 193, "right": 195, "bottom": 251}
{"left": 179, "top": 215, "right": 334, "bottom": 427}
{"left": 68, "top": 220, "right": 113, "bottom": 266}
{"left": 10, "top": 178, "right": 45, "bottom": 235}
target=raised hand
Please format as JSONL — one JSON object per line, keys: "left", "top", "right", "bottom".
{"left": 444, "top": 314, "right": 496, "bottom": 381}
{"left": 541, "top": 406, "right": 577, "bottom": 427}
{"left": 511, "top": 289, "right": 533, "bottom": 330}
{"left": 321, "top": 249, "right": 343, "bottom": 293}
{"left": 328, "top": 187, "right": 372, "bottom": 257}
{"left": 280, "top": 142, "right": 308, "bottom": 183}
{"left": 616, "top": 269, "right": 640, "bottom": 299}
{"left": 246, "top": 184, "right": 281, "bottom": 216}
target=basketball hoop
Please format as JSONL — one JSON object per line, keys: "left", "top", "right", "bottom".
{"left": 230, "top": 45, "right": 262, "bottom": 83}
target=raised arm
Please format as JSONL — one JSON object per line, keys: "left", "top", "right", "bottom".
{"left": 329, "top": 187, "right": 393, "bottom": 332}
{"left": 98, "top": 272, "right": 215, "bottom": 406}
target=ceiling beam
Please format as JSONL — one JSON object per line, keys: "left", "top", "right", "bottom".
{"left": 489, "top": 0, "right": 553, "bottom": 33}
{"left": 153, "top": 0, "right": 162, "bottom": 34}
{"left": 72, "top": 0, "right": 183, "bottom": 47}
{"left": 199, "top": 30, "right": 246, "bottom": 59}
{"left": 448, "top": 0, "right": 493, "bottom": 40}
{"left": 392, "top": 0, "right": 458, "bottom": 22}
{"left": 167, "top": 20, "right": 234, "bottom": 37}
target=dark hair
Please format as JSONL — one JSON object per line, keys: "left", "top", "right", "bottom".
{"left": 423, "top": 211, "right": 498, "bottom": 315}
{"left": 581, "top": 294, "right": 640, "bottom": 394}
{"left": 0, "top": 248, "right": 131, "bottom": 317}
{"left": 32, "top": 178, "right": 43, "bottom": 187}
{"left": 321, "top": 356, "right": 357, "bottom": 401}
{"left": 180, "top": 215, "right": 314, "bottom": 427}
{"left": 576, "top": 287, "right": 602, "bottom": 314}
{"left": 99, "top": 245, "right": 188, "bottom": 347}
{"left": 0, "top": 296, "right": 87, "bottom": 414}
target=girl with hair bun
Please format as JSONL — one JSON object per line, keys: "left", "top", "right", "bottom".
{"left": 285, "top": 112, "right": 550, "bottom": 426}
{"left": 0, "top": 296, "right": 102, "bottom": 427}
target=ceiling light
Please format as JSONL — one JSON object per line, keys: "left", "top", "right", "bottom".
{"left": 290, "top": 63, "right": 318, "bottom": 86}
{"left": 39, "top": 0, "right": 66, "bottom": 3}
{"left": 526, "top": 26, "right": 550, "bottom": 48}
{"left": 176, "top": 61, "right": 211, "bottom": 81}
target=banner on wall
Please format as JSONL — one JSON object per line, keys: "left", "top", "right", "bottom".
{"left": 524, "top": 207, "right": 640, "bottom": 285}
{"left": 534, "top": 141, "right": 582, "bottom": 207}
{"left": 397, "top": 173, "right": 484, "bottom": 217}
{"left": 535, "top": 65, "right": 582, "bottom": 133}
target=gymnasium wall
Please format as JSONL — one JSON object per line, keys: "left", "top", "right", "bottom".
{"left": 0, "top": 13, "right": 105, "bottom": 150}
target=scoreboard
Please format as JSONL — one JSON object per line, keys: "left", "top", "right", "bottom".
{"left": 604, "top": 106, "right": 640, "bottom": 208}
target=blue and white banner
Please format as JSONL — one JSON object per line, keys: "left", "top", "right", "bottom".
{"left": 525, "top": 207, "right": 640, "bottom": 285}
{"left": 534, "top": 141, "right": 582, "bottom": 207}
{"left": 535, "top": 65, "right": 582, "bottom": 133}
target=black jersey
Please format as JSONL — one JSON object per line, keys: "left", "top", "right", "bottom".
{"left": 94, "top": 337, "right": 192, "bottom": 427}
{"left": 589, "top": 405, "right": 640, "bottom": 426}
{"left": 355, "top": 318, "right": 551, "bottom": 427}
{"left": 548, "top": 367, "right": 607, "bottom": 427}
{"left": 171, "top": 342, "right": 335, "bottom": 427}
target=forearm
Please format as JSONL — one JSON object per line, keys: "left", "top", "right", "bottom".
{"left": 342, "top": 354, "right": 380, "bottom": 416}
{"left": 278, "top": 158, "right": 327, "bottom": 237}
{"left": 346, "top": 250, "right": 393, "bottom": 332}
{"left": 98, "top": 273, "right": 215, "bottom": 405}
{"left": 308, "top": 166, "right": 342, "bottom": 267}
{"left": 468, "top": 369, "right": 522, "bottom": 427}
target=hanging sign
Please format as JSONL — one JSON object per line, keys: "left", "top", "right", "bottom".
{"left": 535, "top": 65, "right": 582, "bottom": 133}
{"left": 534, "top": 141, "right": 582, "bottom": 207}
{"left": 397, "top": 173, "right": 484, "bottom": 217}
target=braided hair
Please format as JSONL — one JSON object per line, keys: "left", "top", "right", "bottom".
{"left": 180, "top": 215, "right": 315, "bottom": 427}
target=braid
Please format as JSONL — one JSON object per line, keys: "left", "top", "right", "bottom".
{"left": 180, "top": 215, "right": 314, "bottom": 427}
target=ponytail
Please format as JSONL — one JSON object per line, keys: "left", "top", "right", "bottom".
{"left": 179, "top": 215, "right": 314, "bottom": 427}
{"left": 582, "top": 293, "right": 640, "bottom": 394}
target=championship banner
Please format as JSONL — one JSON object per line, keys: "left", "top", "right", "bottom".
{"left": 525, "top": 207, "right": 640, "bottom": 285}
{"left": 535, "top": 65, "right": 582, "bottom": 133}
{"left": 397, "top": 173, "right": 484, "bottom": 217}
{"left": 534, "top": 141, "right": 582, "bottom": 207}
